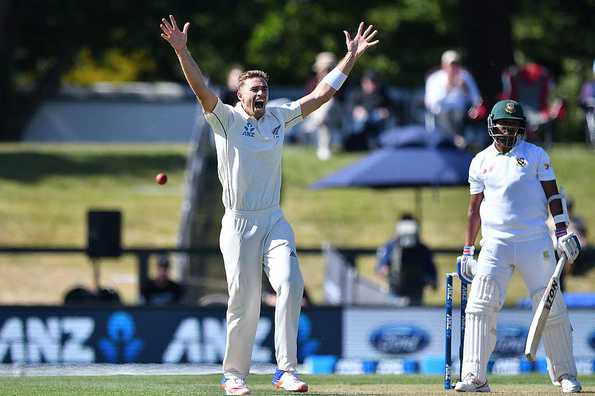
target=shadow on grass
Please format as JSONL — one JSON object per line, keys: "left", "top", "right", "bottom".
{"left": 0, "top": 151, "right": 188, "bottom": 183}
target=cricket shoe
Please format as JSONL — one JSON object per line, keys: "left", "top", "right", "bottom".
{"left": 220, "top": 375, "right": 250, "bottom": 395}
{"left": 557, "top": 375, "right": 582, "bottom": 393}
{"left": 272, "top": 369, "right": 308, "bottom": 392}
{"left": 455, "top": 373, "right": 491, "bottom": 392}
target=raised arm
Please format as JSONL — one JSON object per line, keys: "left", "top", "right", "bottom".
{"left": 299, "top": 22, "right": 379, "bottom": 117}
{"left": 160, "top": 15, "right": 218, "bottom": 112}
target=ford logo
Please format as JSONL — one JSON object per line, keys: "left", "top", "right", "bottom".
{"left": 369, "top": 324, "right": 429, "bottom": 354}
{"left": 494, "top": 324, "right": 527, "bottom": 357}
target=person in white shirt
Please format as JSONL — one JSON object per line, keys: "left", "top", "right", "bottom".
{"left": 160, "top": 15, "right": 378, "bottom": 395}
{"left": 454, "top": 100, "right": 582, "bottom": 393}
{"left": 425, "top": 50, "right": 485, "bottom": 147}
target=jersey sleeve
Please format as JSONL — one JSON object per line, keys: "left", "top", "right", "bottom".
{"left": 537, "top": 148, "right": 556, "bottom": 181}
{"left": 272, "top": 101, "right": 304, "bottom": 129}
{"left": 468, "top": 156, "right": 484, "bottom": 194}
{"left": 204, "top": 98, "right": 235, "bottom": 137}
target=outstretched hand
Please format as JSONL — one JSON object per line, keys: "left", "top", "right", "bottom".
{"left": 160, "top": 15, "right": 190, "bottom": 52}
{"left": 344, "top": 22, "right": 379, "bottom": 59}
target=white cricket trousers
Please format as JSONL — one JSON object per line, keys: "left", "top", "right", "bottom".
{"left": 462, "top": 235, "right": 577, "bottom": 382}
{"left": 220, "top": 206, "right": 304, "bottom": 377}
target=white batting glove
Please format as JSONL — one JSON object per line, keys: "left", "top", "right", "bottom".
{"left": 457, "top": 245, "right": 476, "bottom": 284}
{"left": 557, "top": 232, "right": 581, "bottom": 262}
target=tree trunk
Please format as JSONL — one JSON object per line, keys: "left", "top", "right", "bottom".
{"left": 461, "top": 0, "right": 515, "bottom": 108}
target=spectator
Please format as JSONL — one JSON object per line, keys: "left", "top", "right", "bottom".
{"left": 425, "top": 50, "right": 485, "bottom": 148}
{"left": 140, "top": 255, "right": 184, "bottom": 305}
{"left": 375, "top": 214, "right": 437, "bottom": 305}
{"left": 579, "top": 60, "right": 595, "bottom": 147}
{"left": 345, "top": 70, "right": 394, "bottom": 150}
{"left": 301, "top": 52, "right": 345, "bottom": 160}
{"left": 220, "top": 64, "right": 243, "bottom": 106}
{"left": 501, "top": 62, "right": 565, "bottom": 147}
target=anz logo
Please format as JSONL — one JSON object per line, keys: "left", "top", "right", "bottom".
{"left": 242, "top": 122, "right": 256, "bottom": 137}
{"left": 98, "top": 311, "right": 143, "bottom": 363}
{"left": 369, "top": 323, "right": 429, "bottom": 354}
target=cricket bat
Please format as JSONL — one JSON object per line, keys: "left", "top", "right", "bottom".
{"left": 524, "top": 253, "right": 567, "bottom": 361}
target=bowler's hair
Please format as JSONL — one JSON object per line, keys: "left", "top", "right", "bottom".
{"left": 238, "top": 70, "right": 269, "bottom": 86}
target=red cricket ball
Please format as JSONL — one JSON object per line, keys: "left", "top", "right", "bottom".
{"left": 156, "top": 172, "right": 168, "bottom": 185}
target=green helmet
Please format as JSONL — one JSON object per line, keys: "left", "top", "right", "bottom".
{"left": 487, "top": 100, "right": 526, "bottom": 147}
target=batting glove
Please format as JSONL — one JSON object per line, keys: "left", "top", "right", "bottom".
{"left": 457, "top": 245, "right": 476, "bottom": 284}
{"left": 557, "top": 231, "right": 581, "bottom": 263}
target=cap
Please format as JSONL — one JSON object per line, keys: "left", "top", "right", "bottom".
{"left": 313, "top": 52, "right": 337, "bottom": 72}
{"left": 490, "top": 99, "right": 526, "bottom": 123}
{"left": 441, "top": 50, "right": 461, "bottom": 65}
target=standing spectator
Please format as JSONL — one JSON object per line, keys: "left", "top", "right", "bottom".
{"left": 140, "top": 255, "right": 185, "bottom": 305}
{"left": 501, "top": 62, "right": 565, "bottom": 147}
{"left": 345, "top": 70, "right": 394, "bottom": 150}
{"left": 301, "top": 52, "right": 344, "bottom": 160}
{"left": 579, "top": 60, "right": 595, "bottom": 146}
{"left": 425, "top": 50, "right": 485, "bottom": 148}
{"left": 375, "top": 214, "right": 437, "bottom": 305}
{"left": 220, "top": 64, "right": 244, "bottom": 106}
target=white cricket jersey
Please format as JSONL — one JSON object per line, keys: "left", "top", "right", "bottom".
{"left": 468, "top": 140, "right": 556, "bottom": 241}
{"left": 204, "top": 98, "right": 303, "bottom": 211}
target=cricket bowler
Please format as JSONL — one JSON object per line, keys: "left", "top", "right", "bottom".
{"left": 455, "top": 100, "right": 582, "bottom": 393}
{"left": 161, "top": 15, "right": 378, "bottom": 395}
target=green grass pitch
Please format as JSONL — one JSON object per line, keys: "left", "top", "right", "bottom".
{"left": 0, "top": 374, "right": 594, "bottom": 395}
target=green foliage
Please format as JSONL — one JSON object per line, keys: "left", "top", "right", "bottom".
{"left": 64, "top": 49, "right": 156, "bottom": 85}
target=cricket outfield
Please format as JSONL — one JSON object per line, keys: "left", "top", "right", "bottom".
{"left": 1, "top": 374, "right": 594, "bottom": 395}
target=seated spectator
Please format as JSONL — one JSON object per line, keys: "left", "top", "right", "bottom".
{"left": 140, "top": 255, "right": 184, "bottom": 305}
{"left": 501, "top": 62, "right": 565, "bottom": 147}
{"left": 425, "top": 50, "right": 485, "bottom": 148}
{"left": 376, "top": 214, "right": 437, "bottom": 305}
{"left": 64, "top": 285, "right": 121, "bottom": 305}
{"left": 579, "top": 60, "right": 595, "bottom": 146}
{"left": 345, "top": 70, "right": 394, "bottom": 150}
{"left": 301, "top": 52, "right": 345, "bottom": 160}
{"left": 220, "top": 64, "right": 243, "bottom": 106}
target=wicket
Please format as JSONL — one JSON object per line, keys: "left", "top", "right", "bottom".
{"left": 444, "top": 272, "right": 469, "bottom": 390}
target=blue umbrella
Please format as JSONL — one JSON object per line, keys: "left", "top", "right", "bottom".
{"left": 310, "top": 126, "right": 474, "bottom": 220}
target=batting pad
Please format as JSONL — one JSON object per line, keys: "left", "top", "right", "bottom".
{"left": 531, "top": 288, "right": 577, "bottom": 383}
{"left": 461, "top": 275, "right": 500, "bottom": 383}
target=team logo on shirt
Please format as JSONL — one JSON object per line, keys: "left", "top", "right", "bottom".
{"left": 272, "top": 125, "right": 281, "bottom": 138}
{"left": 544, "top": 163, "right": 550, "bottom": 170}
{"left": 242, "top": 122, "right": 255, "bottom": 137}
{"left": 516, "top": 157, "right": 527, "bottom": 167}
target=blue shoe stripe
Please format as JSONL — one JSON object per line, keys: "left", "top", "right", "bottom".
{"left": 272, "top": 369, "right": 285, "bottom": 384}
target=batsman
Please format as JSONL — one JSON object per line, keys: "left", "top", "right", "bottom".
{"left": 455, "top": 100, "right": 582, "bottom": 393}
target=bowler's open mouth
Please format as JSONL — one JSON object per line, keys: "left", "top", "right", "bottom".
{"left": 254, "top": 99, "right": 265, "bottom": 110}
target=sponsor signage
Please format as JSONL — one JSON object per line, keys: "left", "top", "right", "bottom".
{"left": 344, "top": 308, "right": 595, "bottom": 360}
{"left": 0, "top": 306, "right": 341, "bottom": 364}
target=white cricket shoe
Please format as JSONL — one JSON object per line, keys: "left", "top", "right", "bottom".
{"left": 220, "top": 375, "right": 250, "bottom": 395}
{"left": 455, "top": 373, "right": 491, "bottom": 392}
{"left": 559, "top": 375, "right": 582, "bottom": 393}
{"left": 272, "top": 369, "right": 309, "bottom": 392}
